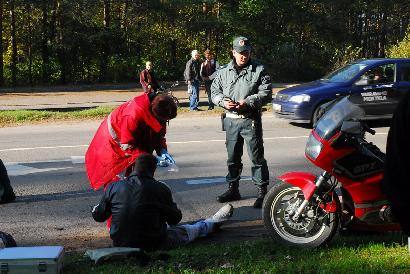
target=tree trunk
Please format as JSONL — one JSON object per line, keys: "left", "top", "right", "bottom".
{"left": 55, "top": 0, "right": 66, "bottom": 84}
{"left": 0, "top": 0, "right": 4, "bottom": 87}
{"left": 99, "top": 0, "right": 111, "bottom": 82}
{"left": 26, "top": 3, "right": 33, "bottom": 86}
{"left": 9, "top": 0, "right": 17, "bottom": 87}
{"left": 41, "top": 0, "right": 50, "bottom": 83}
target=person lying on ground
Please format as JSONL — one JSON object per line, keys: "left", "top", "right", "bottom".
{"left": 91, "top": 154, "right": 234, "bottom": 250}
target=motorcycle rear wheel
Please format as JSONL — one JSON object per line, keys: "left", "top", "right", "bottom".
{"left": 262, "top": 181, "right": 338, "bottom": 247}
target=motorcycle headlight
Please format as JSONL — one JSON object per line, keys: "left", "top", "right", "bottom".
{"left": 289, "top": 94, "right": 310, "bottom": 103}
{"left": 305, "top": 133, "right": 323, "bottom": 160}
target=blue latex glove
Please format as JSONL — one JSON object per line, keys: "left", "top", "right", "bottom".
{"left": 156, "top": 156, "right": 169, "bottom": 167}
{"left": 159, "top": 148, "right": 176, "bottom": 164}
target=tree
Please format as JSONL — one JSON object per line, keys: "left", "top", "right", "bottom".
{"left": 9, "top": 0, "right": 17, "bottom": 87}
{"left": 0, "top": 0, "right": 4, "bottom": 87}
{"left": 388, "top": 27, "right": 410, "bottom": 58}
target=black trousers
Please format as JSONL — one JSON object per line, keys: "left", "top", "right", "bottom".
{"left": 223, "top": 116, "right": 269, "bottom": 187}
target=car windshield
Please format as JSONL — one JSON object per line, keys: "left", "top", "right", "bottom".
{"left": 322, "top": 63, "right": 368, "bottom": 82}
{"left": 315, "top": 94, "right": 365, "bottom": 140}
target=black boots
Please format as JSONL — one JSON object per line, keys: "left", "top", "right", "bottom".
{"left": 253, "top": 185, "right": 267, "bottom": 209}
{"left": 217, "top": 183, "right": 267, "bottom": 208}
{"left": 217, "top": 182, "right": 241, "bottom": 203}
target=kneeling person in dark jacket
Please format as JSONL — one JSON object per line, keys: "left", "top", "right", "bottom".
{"left": 92, "top": 154, "right": 233, "bottom": 250}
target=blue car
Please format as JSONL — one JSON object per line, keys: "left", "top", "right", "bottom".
{"left": 272, "top": 58, "right": 410, "bottom": 125}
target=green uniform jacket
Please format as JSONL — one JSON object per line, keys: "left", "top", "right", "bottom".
{"left": 210, "top": 59, "right": 272, "bottom": 112}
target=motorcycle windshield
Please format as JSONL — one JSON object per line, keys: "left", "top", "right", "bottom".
{"left": 314, "top": 95, "right": 365, "bottom": 140}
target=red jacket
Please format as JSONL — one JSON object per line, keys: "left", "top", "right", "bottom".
{"left": 85, "top": 93, "right": 167, "bottom": 190}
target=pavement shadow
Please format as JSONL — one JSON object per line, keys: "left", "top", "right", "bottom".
{"left": 164, "top": 176, "right": 251, "bottom": 192}
{"left": 230, "top": 205, "right": 261, "bottom": 222}
{"left": 14, "top": 189, "right": 101, "bottom": 203}
{"left": 289, "top": 122, "right": 312, "bottom": 129}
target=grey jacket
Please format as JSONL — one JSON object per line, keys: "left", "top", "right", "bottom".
{"left": 211, "top": 60, "right": 272, "bottom": 111}
{"left": 184, "top": 58, "right": 201, "bottom": 82}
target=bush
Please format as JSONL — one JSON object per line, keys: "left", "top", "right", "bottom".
{"left": 331, "top": 45, "right": 362, "bottom": 71}
{"left": 387, "top": 27, "right": 410, "bottom": 58}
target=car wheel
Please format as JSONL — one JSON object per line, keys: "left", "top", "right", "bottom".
{"left": 311, "top": 102, "right": 326, "bottom": 126}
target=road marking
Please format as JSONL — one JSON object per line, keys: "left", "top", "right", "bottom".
{"left": 71, "top": 156, "right": 85, "bottom": 164}
{"left": 5, "top": 164, "right": 73, "bottom": 176}
{"left": 186, "top": 176, "right": 251, "bottom": 185}
{"left": 0, "top": 144, "right": 88, "bottom": 152}
{"left": 0, "top": 132, "right": 387, "bottom": 152}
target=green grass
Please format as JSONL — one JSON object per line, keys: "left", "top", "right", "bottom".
{"left": 64, "top": 234, "right": 410, "bottom": 273}
{"left": 0, "top": 105, "right": 273, "bottom": 127}
{"left": 0, "top": 106, "right": 116, "bottom": 127}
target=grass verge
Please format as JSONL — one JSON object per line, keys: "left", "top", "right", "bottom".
{"left": 0, "top": 106, "right": 116, "bottom": 127}
{"left": 64, "top": 234, "right": 409, "bottom": 273}
{"left": 0, "top": 105, "right": 272, "bottom": 127}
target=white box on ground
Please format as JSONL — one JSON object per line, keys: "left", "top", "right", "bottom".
{"left": 0, "top": 246, "right": 64, "bottom": 274}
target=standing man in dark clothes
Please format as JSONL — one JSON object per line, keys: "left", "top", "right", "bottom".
{"left": 92, "top": 154, "right": 234, "bottom": 250}
{"left": 200, "top": 50, "right": 220, "bottom": 110}
{"left": 0, "top": 159, "right": 15, "bottom": 204}
{"left": 383, "top": 93, "right": 410, "bottom": 236}
{"left": 211, "top": 36, "right": 272, "bottom": 208}
{"left": 140, "top": 61, "right": 161, "bottom": 94}
{"left": 184, "top": 50, "right": 202, "bottom": 111}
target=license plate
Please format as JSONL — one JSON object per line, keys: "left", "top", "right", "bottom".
{"left": 272, "top": 103, "right": 281, "bottom": 112}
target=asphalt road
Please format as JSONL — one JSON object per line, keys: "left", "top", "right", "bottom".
{"left": 0, "top": 114, "right": 390, "bottom": 250}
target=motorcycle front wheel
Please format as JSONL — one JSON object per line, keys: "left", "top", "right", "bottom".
{"left": 262, "top": 181, "right": 339, "bottom": 247}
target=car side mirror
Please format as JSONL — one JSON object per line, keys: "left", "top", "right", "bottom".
{"left": 354, "top": 78, "right": 369, "bottom": 86}
{"left": 341, "top": 120, "right": 362, "bottom": 134}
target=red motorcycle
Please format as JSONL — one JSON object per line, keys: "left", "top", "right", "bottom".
{"left": 263, "top": 94, "right": 400, "bottom": 247}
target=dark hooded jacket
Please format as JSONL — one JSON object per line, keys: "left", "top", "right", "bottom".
{"left": 383, "top": 93, "right": 410, "bottom": 235}
{"left": 92, "top": 173, "right": 182, "bottom": 249}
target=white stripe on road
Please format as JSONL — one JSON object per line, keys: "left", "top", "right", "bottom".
{"left": 0, "top": 132, "right": 388, "bottom": 152}
{"left": 5, "top": 164, "right": 73, "bottom": 176}
{"left": 71, "top": 156, "right": 85, "bottom": 164}
{"left": 0, "top": 144, "right": 88, "bottom": 152}
{"left": 186, "top": 176, "right": 251, "bottom": 185}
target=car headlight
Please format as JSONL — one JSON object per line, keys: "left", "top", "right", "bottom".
{"left": 305, "top": 133, "right": 323, "bottom": 160}
{"left": 289, "top": 94, "right": 310, "bottom": 103}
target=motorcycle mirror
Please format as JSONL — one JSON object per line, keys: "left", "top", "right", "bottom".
{"left": 341, "top": 120, "right": 362, "bottom": 134}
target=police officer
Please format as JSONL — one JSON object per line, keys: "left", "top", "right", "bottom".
{"left": 211, "top": 36, "right": 272, "bottom": 208}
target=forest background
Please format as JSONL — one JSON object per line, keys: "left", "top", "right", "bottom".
{"left": 0, "top": 0, "right": 409, "bottom": 88}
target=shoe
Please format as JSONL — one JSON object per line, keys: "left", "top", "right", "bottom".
{"left": 191, "top": 108, "right": 201, "bottom": 111}
{"left": 206, "top": 204, "right": 234, "bottom": 225}
{"left": 217, "top": 182, "right": 241, "bottom": 203}
{"left": 208, "top": 106, "right": 214, "bottom": 110}
{"left": 253, "top": 185, "right": 268, "bottom": 209}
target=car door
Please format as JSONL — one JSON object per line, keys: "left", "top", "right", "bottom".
{"left": 396, "top": 61, "right": 410, "bottom": 96}
{"left": 351, "top": 63, "right": 398, "bottom": 118}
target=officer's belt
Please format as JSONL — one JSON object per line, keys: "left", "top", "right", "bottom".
{"left": 225, "top": 112, "right": 251, "bottom": 119}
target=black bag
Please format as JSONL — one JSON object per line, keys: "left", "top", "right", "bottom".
{"left": 0, "top": 231, "right": 17, "bottom": 247}
{"left": 0, "top": 159, "right": 16, "bottom": 204}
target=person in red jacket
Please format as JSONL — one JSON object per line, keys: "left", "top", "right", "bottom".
{"left": 85, "top": 93, "right": 177, "bottom": 191}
